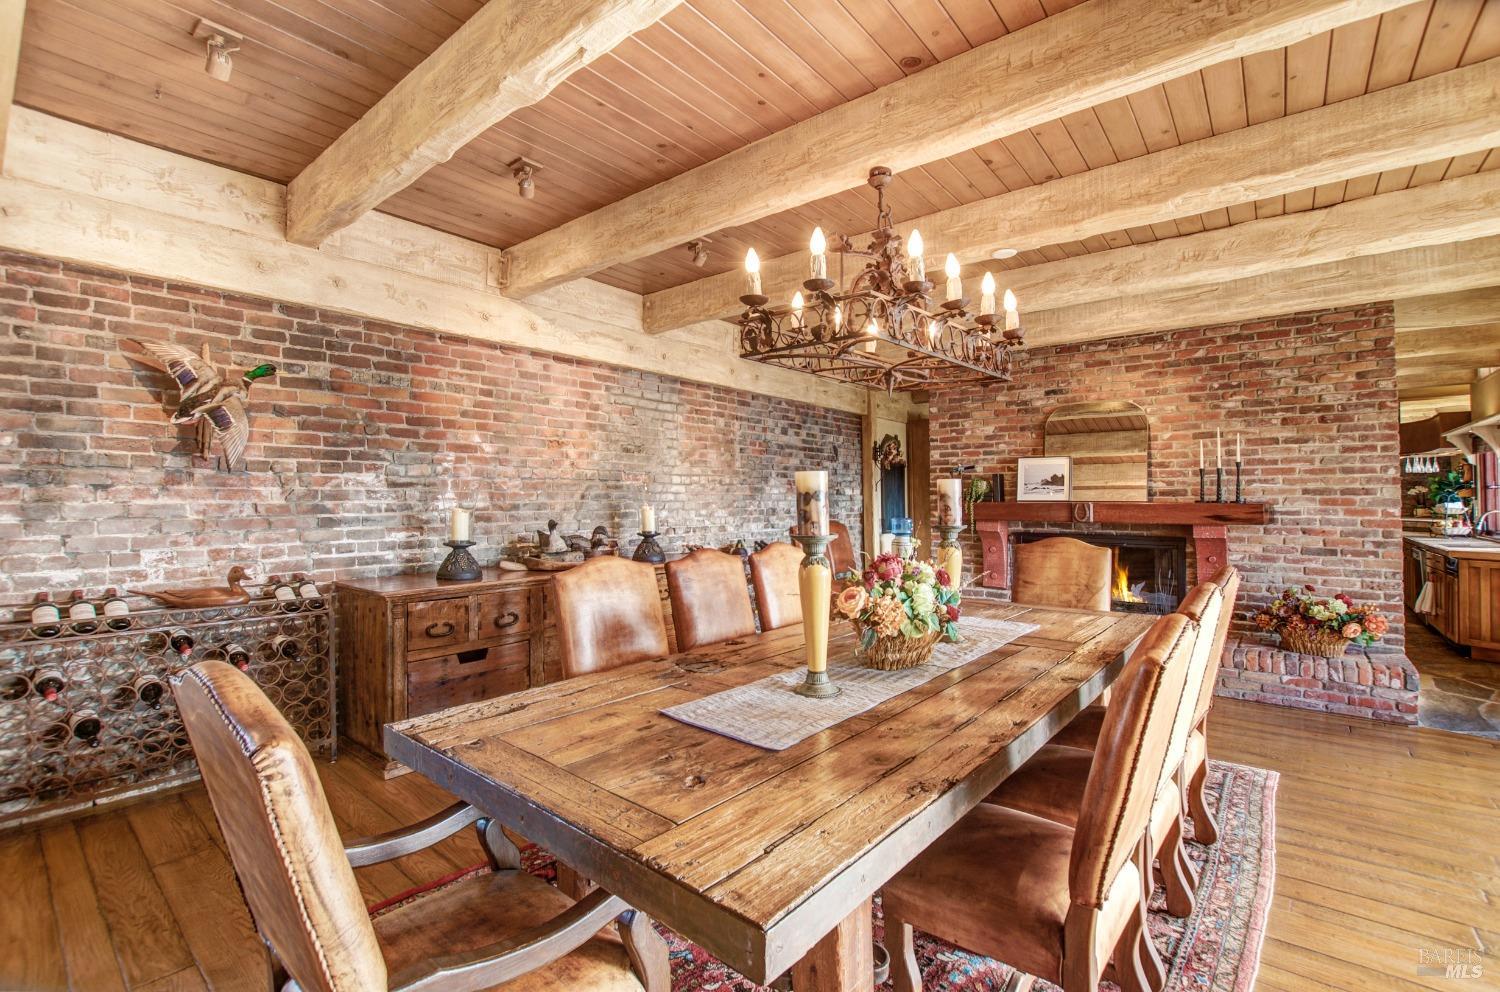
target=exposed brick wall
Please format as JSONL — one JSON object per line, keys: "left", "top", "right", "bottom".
{"left": 0, "top": 250, "right": 862, "bottom": 609}
{"left": 930, "top": 303, "right": 1414, "bottom": 718}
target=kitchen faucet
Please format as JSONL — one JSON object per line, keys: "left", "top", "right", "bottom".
{"left": 1474, "top": 509, "right": 1500, "bottom": 537}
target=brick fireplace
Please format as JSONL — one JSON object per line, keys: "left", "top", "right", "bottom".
{"left": 931, "top": 303, "right": 1417, "bottom": 723}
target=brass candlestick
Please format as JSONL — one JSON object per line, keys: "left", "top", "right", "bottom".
{"left": 437, "top": 540, "right": 482, "bottom": 581}
{"left": 936, "top": 524, "right": 963, "bottom": 586}
{"left": 790, "top": 532, "right": 838, "bottom": 698}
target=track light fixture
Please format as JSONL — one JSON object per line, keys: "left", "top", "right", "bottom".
{"left": 508, "top": 157, "right": 543, "bottom": 200}
{"left": 192, "top": 19, "right": 243, "bottom": 82}
{"left": 686, "top": 238, "right": 712, "bottom": 267}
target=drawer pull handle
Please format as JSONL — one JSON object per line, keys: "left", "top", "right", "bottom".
{"left": 425, "top": 621, "right": 456, "bottom": 638}
{"left": 493, "top": 611, "right": 520, "bottom": 630}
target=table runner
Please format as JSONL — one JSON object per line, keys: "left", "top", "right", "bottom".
{"left": 661, "top": 616, "right": 1039, "bottom": 750}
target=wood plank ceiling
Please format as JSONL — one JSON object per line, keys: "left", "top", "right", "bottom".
{"left": 12, "top": 0, "right": 1500, "bottom": 413}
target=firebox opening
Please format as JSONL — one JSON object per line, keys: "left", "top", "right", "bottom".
{"left": 1014, "top": 532, "right": 1188, "bottom": 615}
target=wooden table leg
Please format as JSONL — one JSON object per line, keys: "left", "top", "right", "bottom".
{"left": 791, "top": 897, "right": 875, "bottom": 992}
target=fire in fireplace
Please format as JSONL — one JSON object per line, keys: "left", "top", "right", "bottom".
{"left": 1014, "top": 532, "right": 1188, "bottom": 615}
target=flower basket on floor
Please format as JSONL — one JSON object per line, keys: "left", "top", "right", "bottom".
{"left": 1252, "top": 584, "right": 1389, "bottom": 659}
{"left": 835, "top": 553, "right": 960, "bottom": 671}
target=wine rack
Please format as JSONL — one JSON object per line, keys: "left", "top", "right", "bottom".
{"left": 0, "top": 596, "right": 336, "bottom": 829}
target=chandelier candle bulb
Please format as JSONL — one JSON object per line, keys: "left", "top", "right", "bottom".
{"left": 980, "top": 272, "right": 997, "bottom": 315}
{"left": 928, "top": 319, "right": 939, "bottom": 345}
{"left": 809, "top": 227, "right": 827, "bottom": 281}
{"left": 907, "top": 229, "right": 925, "bottom": 283}
{"left": 1003, "top": 289, "right": 1019, "bottom": 331}
{"left": 448, "top": 506, "right": 471, "bottom": 542}
{"left": 793, "top": 470, "right": 829, "bottom": 536}
{"left": 944, "top": 253, "right": 961, "bottom": 303}
{"left": 744, "top": 248, "right": 762, "bottom": 297}
{"left": 791, "top": 291, "right": 804, "bottom": 329}
{"left": 866, "top": 317, "right": 879, "bottom": 353}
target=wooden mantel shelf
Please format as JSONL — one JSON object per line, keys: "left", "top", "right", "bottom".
{"left": 971, "top": 500, "right": 1270, "bottom": 589}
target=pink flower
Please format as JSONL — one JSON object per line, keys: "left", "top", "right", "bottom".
{"left": 1341, "top": 622, "right": 1363, "bottom": 639}
{"left": 946, "top": 604, "right": 960, "bottom": 621}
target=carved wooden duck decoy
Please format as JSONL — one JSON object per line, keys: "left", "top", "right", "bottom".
{"left": 131, "top": 566, "right": 254, "bottom": 608}
{"left": 126, "top": 339, "right": 276, "bottom": 471}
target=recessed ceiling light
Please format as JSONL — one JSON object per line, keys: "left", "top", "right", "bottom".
{"left": 992, "top": 248, "right": 1018, "bottom": 260}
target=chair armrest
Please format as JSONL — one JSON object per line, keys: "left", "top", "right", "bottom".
{"left": 344, "top": 802, "right": 483, "bottom": 867}
{"left": 387, "top": 888, "right": 628, "bottom": 992}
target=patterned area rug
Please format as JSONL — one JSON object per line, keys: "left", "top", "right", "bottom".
{"left": 372, "top": 760, "right": 1277, "bottom": 992}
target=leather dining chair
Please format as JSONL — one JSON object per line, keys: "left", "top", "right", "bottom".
{"left": 787, "top": 519, "right": 857, "bottom": 576}
{"left": 666, "top": 548, "right": 757, "bottom": 650}
{"left": 982, "top": 582, "right": 1224, "bottom": 924}
{"left": 1011, "top": 537, "right": 1113, "bottom": 612}
{"left": 882, "top": 611, "right": 1199, "bottom": 992}
{"left": 1048, "top": 566, "right": 1240, "bottom": 845}
{"left": 749, "top": 541, "right": 805, "bottom": 630}
{"left": 173, "top": 660, "right": 669, "bottom": 992}
{"left": 553, "top": 556, "right": 670, "bottom": 679}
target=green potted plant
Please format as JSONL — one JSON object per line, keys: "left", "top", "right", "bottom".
{"left": 1429, "top": 468, "right": 1470, "bottom": 514}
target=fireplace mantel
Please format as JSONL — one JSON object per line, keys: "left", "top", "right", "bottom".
{"left": 972, "top": 500, "right": 1270, "bottom": 588}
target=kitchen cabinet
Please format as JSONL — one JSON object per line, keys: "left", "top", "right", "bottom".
{"left": 1459, "top": 559, "right": 1500, "bottom": 661}
{"left": 1405, "top": 538, "right": 1500, "bottom": 662}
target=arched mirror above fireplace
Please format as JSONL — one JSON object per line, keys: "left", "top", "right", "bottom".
{"left": 1043, "top": 401, "right": 1150, "bottom": 502}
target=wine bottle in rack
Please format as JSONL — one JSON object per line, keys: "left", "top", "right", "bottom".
{"left": 1, "top": 675, "right": 29, "bottom": 701}
{"left": 132, "top": 674, "right": 166, "bottom": 709}
{"left": 31, "top": 667, "right": 65, "bottom": 703}
{"left": 295, "top": 573, "right": 325, "bottom": 610}
{"left": 29, "top": 592, "right": 62, "bottom": 638}
{"left": 102, "top": 588, "right": 131, "bottom": 631}
{"left": 207, "top": 641, "right": 253, "bottom": 671}
{"left": 270, "top": 575, "right": 301, "bottom": 613}
{"left": 271, "top": 635, "right": 302, "bottom": 660}
{"left": 168, "top": 629, "right": 195, "bottom": 660}
{"left": 66, "top": 709, "right": 102, "bottom": 747}
{"left": 67, "top": 590, "right": 99, "bottom": 634}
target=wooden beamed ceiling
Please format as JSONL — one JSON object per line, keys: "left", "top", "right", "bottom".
{"left": 8, "top": 0, "right": 1500, "bottom": 414}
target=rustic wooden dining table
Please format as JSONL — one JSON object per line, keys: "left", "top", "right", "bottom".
{"left": 385, "top": 601, "right": 1153, "bottom": 992}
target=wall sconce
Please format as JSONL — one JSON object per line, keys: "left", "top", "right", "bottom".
{"left": 192, "top": 19, "right": 243, "bottom": 82}
{"left": 686, "top": 238, "right": 711, "bottom": 267}
{"left": 508, "top": 157, "right": 543, "bottom": 200}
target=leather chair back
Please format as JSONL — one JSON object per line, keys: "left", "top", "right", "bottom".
{"left": 1068, "top": 612, "right": 1197, "bottom": 908}
{"left": 750, "top": 541, "right": 805, "bottom": 630}
{"left": 553, "top": 556, "right": 669, "bottom": 679}
{"left": 666, "top": 548, "right": 757, "bottom": 650}
{"left": 174, "top": 661, "right": 386, "bottom": 992}
{"left": 1195, "top": 566, "right": 1241, "bottom": 724}
{"left": 788, "top": 520, "right": 856, "bottom": 575}
{"left": 1163, "top": 583, "right": 1223, "bottom": 782}
{"left": 1012, "top": 537, "right": 1112, "bottom": 611}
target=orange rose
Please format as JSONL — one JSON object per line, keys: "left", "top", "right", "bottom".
{"left": 836, "top": 585, "right": 869, "bottom": 619}
{"left": 1341, "top": 622, "right": 1363, "bottom": 639}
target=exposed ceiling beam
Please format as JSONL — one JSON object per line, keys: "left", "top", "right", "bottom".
{"left": 1397, "top": 324, "right": 1500, "bottom": 360}
{"left": 0, "top": 1, "right": 24, "bottom": 172}
{"left": 1021, "top": 236, "right": 1500, "bottom": 348}
{"left": 1397, "top": 367, "right": 1482, "bottom": 391}
{"left": 285, "top": 0, "right": 683, "bottom": 248}
{"left": 1399, "top": 392, "right": 1472, "bottom": 421}
{"left": 640, "top": 59, "right": 1500, "bottom": 334}
{"left": 499, "top": 0, "right": 1411, "bottom": 299}
{"left": 1396, "top": 287, "right": 1500, "bottom": 332}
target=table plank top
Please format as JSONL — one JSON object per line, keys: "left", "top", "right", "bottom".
{"left": 385, "top": 602, "right": 1153, "bottom": 982}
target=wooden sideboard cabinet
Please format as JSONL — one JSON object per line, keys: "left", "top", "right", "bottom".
{"left": 336, "top": 565, "right": 680, "bottom": 773}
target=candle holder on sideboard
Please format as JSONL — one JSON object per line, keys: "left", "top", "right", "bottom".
{"left": 632, "top": 531, "right": 666, "bottom": 564}
{"left": 790, "top": 532, "right": 839, "bottom": 699}
{"left": 437, "top": 540, "right": 482, "bottom": 582}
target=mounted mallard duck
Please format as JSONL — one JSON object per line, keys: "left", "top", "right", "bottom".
{"left": 131, "top": 565, "right": 254, "bottom": 608}
{"left": 124, "top": 340, "right": 276, "bottom": 471}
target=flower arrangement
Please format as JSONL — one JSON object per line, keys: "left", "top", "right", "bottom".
{"left": 835, "top": 553, "right": 961, "bottom": 670}
{"left": 1252, "top": 584, "right": 1390, "bottom": 658}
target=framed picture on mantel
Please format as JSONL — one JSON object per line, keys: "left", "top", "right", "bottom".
{"left": 1017, "top": 456, "right": 1072, "bottom": 501}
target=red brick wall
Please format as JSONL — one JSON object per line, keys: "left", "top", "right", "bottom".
{"left": 0, "top": 251, "right": 862, "bottom": 608}
{"left": 930, "top": 303, "right": 1414, "bottom": 717}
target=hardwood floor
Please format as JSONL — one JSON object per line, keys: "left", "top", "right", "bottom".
{"left": 2, "top": 697, "right": 1496, "bottom": 991}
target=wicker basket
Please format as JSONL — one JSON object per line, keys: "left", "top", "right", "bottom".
{"left": 852, "top": 624, "right": 942, "bottom": 670}
{"left": 1278, "top": 627, "right": 1352, "bottom": 658}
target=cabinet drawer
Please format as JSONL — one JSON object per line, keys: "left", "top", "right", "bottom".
{"left": 406, "top": 641, "right": 531, "bottom": 717}
{"left": 406, "top": 598, "right": 469, "bottom": 652}
{"left": 475, "top": 589, "right": 532, "bottom": 640}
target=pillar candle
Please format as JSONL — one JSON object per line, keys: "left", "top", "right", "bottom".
{"left": 448, "top": 506, "right": 471, "bottom": 542}
{"left": 880, "top": 533, "right": 895, "bottom": 554}
{"left": 793, "top": 470, "right": 829, "bottom": 536}
{"left": 938, "top": 478, "right": 963, "bottom": 526}
{"left": 640, "top": 503, "right": 656, "bottom": 533}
